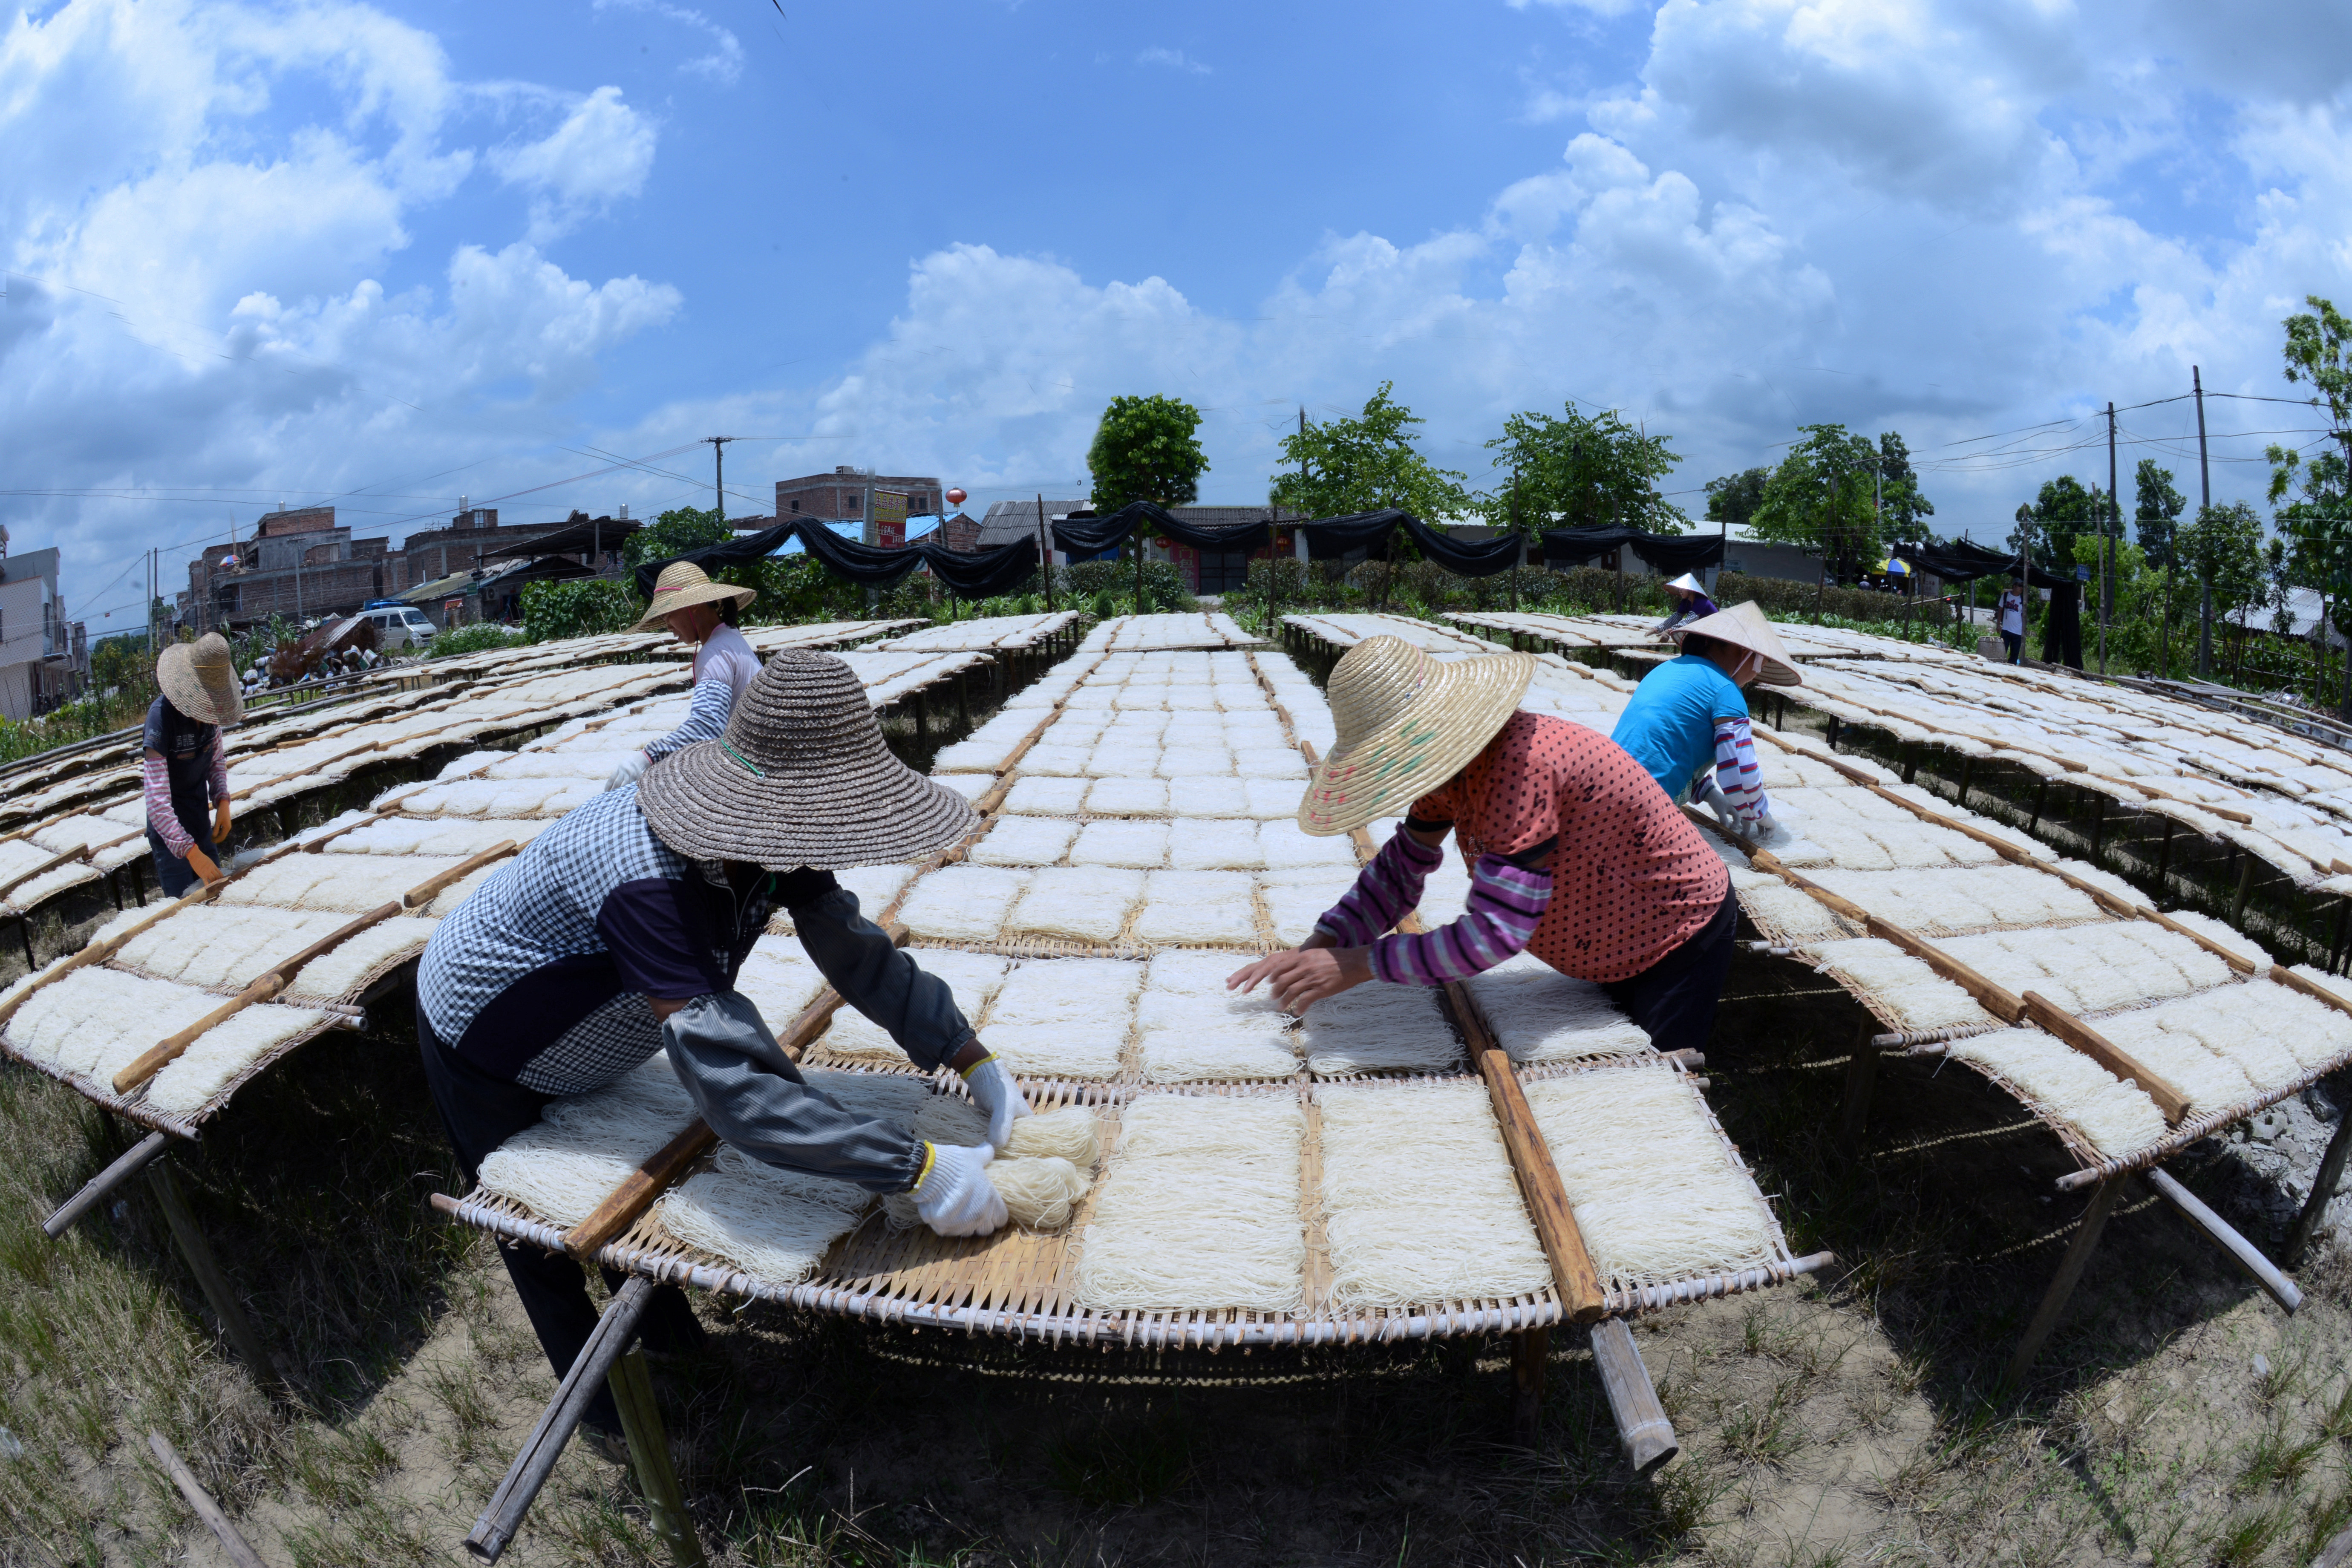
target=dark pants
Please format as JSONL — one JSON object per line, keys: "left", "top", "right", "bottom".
{"left": 1602, "top": 885, "right": 1739, "bottom": 1055}
{"left": 2000, "top": 630, "right": 2023, "bottom": 663}
{"left": 417, "top": 1013, "right": 704, "bottom": 1436}
{"left": 146, "top": 818, "right": 218, "bottom": 899}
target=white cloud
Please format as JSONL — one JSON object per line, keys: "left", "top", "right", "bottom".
{"left": 1137, "top": 47, "right": 1211, "bottom": 76}
{"left": 592, "top": 0, "right": 744, "bottom": 86}
{"left": 490, "top": 86, "right": 658, "bottom": 242}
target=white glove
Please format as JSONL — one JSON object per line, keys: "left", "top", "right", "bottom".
{"left": 1693, "top": 777, "right": 1735, "bottom": 820}
{"left": 960, "top": 1052, "right": 1031, "bottom": 1152}
{"left": 912, "top": 1142, "right": 1007, "bottom": 1237}
{"left": 603, "top": 751, "right": 651, "bottom": 793}
{"left": 1752, "top": 811, "right": 1793, "bottom": 847}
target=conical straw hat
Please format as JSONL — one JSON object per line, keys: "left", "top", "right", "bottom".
{"left": 156, "top": 632, "right": 245, "bottom": 727}
{"left": 1663, "top": 571, "right": 1707, "bottom": 595}
{"left": 1667, "top": 601, "right": 1801, "bottom": 687}
{"left": 635, "top": 650, "right": 978, "bottom": 870}
{"left": 632, "top": 560, "right": 757, "bottom": 630}
{"left": 1296, "top": 637, "right": 1533, "bottom": 836}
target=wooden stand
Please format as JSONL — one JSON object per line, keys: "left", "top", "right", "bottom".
{"left": 1511, "top": 1327, "right": 1547, "bottom": 1445}
{"left": 1589, "top": 1317, "right": 1679, "bottom": 1473}
{"left": 2004, "top": 1176, "right": 2123, "bottom": 1388}
{"left": 2286, "top": 1110, "right": 2352, "bottom": 1267}
{"left": 608, "top": 1349, "right": 707, "bottom": 1567}
{"left": 1838, "top": 1020, "right": 1879, "bottom": 1146}
{"left": 150, "top": 1160, "right": 280, "bottom": 1392}
{"left": 148, "top": 1430, "right": 269, "bottom": 1568}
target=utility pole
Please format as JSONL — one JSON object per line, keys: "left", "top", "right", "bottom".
{"left": 2195, "top": 366, "right": 2213, "bottom": 678}
{"left": 2103, "top": 400, "right": 2118, "bottom": 675}
{"left": 1509, "top": 464, "right": 1521, "bottom": 613}
{"left": 703, "top": 436, "right": 735, "bottom": 529}
{"left": 1037, "top": 494, "right": 1053, "bottom": 612}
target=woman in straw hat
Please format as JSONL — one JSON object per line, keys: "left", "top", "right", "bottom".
{"left": 142, "top": 632, "right": 245, "bottom": 896}
{"left": 1652, "top": 571, "right": 1720, "bottom": 632}
{"left": 603, "top": 560, "right": 762, "bottom": 792}
{"left": 1227, "top": 636, "right": 1738, "bottom": 1054}
{"left": 1610, "top": 600, "right": 1797, "bottom": 839}
{"left": 418, "top": 651, "right": 1026, "bottom": 1441}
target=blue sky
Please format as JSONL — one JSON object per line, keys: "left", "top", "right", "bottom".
{"left": 4, "top": 0, "right": 2350, "bottom": 628}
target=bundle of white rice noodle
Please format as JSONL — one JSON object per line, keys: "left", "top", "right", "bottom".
{"left": 323, "top": 817, "right": 555, "bottom": 859}
{"left": 1731, "top": 870, "right": 1848, "bottom": 940}
{"left": 2098, "top": 979, "right": 2351, "bottom": 1102}
{"left": 24, "top": 813, "right": 150, "bottom": 873}
{"left": 1523, "top": 1069, "right": 1783, "bottom": 1283}
{"left": 970, "top": 816, "right": 1079, "bottom": 868}
{"left": 1133, "top": 954, "right": 1297, "bottom": 1081}
{"left": 1804, "top": 938, "right": 1993, "bottom": 1031}
{"left": 1003, "top": 776, "right": 1090, "bottom": 816}
{"left": 764, "top": 864, "right": 917, "bottom": 936}
{"left": 1072, "top": 1094, "right": 1306, "bottom": 1312}
{"left": 216, "top": 853, "right": 497, "bottom": 918}
{"left": 2154, "top": 908, "right": 2271, "bottom": 970}
{"left": 657, "top": 1144, "right": 875, "bottom": 1285}
{"left": 878, "top": 1101, "right": 1101, "bottom": 1229}
{"left": 483, "top": 1054, "right": 709, "bottom": 1228}
{"left": 1317, "top": 1079, "right": 1551, "bottom": 1306}
{"left": 1256, "top": 867, "right": 1357, "bottom": 947}
{"left": 728, "top": 937, "right": 831, "bottom": 1031}
{"left": 1805, "top": 865, "right": 2104, "bottom": 935}
{"left": 1943, "top": 1029, "right": 2169, "bottom": 1157}
{"left": 479, "top": 750, "right": 642, "bottom": 781}
{"left": 980, "top": 957, "right": 1142, "bottom": 1078}
{"left": 1300, "top": 981, "right": 1459, "bottom": 1075}
{"left": 819, "top": 951, "right": 1011, "bottom": 1061}
{"left": 0, "top": 839, "right": 101, "bottom": 912}
{"left": 3, "top": 966, "right": 324, "bottom": 1114}
{"left": 894, "top": 865, "right": 1030, "bottom": 943}
{"left": 1935, "top": 923, "right": 2234, "bottom": 1015}
{"left": 1168, "top": 819, "right": 1265, "bottom": 872}
{"left": 1459, "top": 953, "right": 1649, "bottom": 1062}
{"left": 1122, "top": 870, "right": 1257, "bottom": 947}
{"left": 1001, "top": 867, "right": 1144, "bottom": 944}
{"left": 1257, "top": 820, "right": 1356, "bottom": 871}
{"left": 1084, "top": 777, "right": 1170, "bottom": 817}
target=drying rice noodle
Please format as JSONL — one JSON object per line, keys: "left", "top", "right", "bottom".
{"left": 1300, "top": 982, "right": 1460, "bottom": 1076}
{"left": 1072, "top": 1095, "right": 1305, "bottom": 1312}
{"left": 1317, "top": 1079, "right": 1551, "bottom": 1306}
{"left": 1523, "top": 1069, "right": 1783, "bottom": 1283}
{"left": 734, "top": 940, "right": 830, "bottom": 1028}
{"left": 1170, "top": 821, "right": 1265, "bottom": 871}
{"left": 819, "top": 951, "right": 1010, "bottom": 1061}
{"left": 658, "top": 1145, "right": 872, "bottom": 1285}
{"left": 1458, "top": 953, "right": 1649, "bottom": 1062}
{"left": 982, "top": 958, "right": 1142, "bottom": 1078}
{"left": 1002, "top": 867, "right": 1143, "bottom": 943}
{"left": 970, "top": 816, "right": 1078, "bottom": 868}
{"left": 1731, "top": 871, "right": 1849, "bottom": 940}
{"left": 1086, "top": 778, "right": 1170, "bottom": 816}
{"left": 1256, "top": 868, "right": 1356, "bottom": 947}
{"left": 1934, "top": 924, "right": 2234, "bottom": 1015}
{"left": 325, "top": 817, "right": 555, "bottom": 858}
{"left": 1131, "top": 870, "right": 1257, "bottom": 946}
{"left": 2156, "top": 909, "right": 2272, "bottom": 970}
{"left": 1174, "top": 778, "right": 1254, "bottom": 818}
{"left": 894, "top": 865, "right": 1029, "bottom": 943}
{"left": 1805, "top": 938, "right": 1992, "bottom": 1031}
{"left": 3, "top": 967, "right": 323, "bottom": 1103}
{"left": 1072, "top": 820, "right": 1172, "bottom": 868}
{"left": 1943, "top": 1029, "right": 2168, "bottom": 1156}
{"left": 1257, "top": 820, "right": 1356, "bottom": 870}
{"left": 1003, "top": 776, "right": 1090, "bottom": 817}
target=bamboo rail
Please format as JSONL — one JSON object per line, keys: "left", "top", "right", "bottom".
{"left": 0, "top": 843, "right": 92, "bottom": 904}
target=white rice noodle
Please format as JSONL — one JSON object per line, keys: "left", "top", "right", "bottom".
{"left": 894, "top": 865, "right": 1030, "bottom": 943}
{"left": 397, "top": 778, "right": 600, "bottom": 819}
{"left": 1085, "top": 778, "right": 1170, "bottom": 817}
{"left": 1257, "top": 867, "right": 1357, "bottom": 947}
{"left": 280, "top": 917, "right": 438, "bottom": 1003}
{"left": 658, "top": 1145, "right": 873, "bottom": 1285}
{"left": 1944, "top": 1029, "right": 2169, "bottom": 1157}
{"left": 1173, "top": 778, "right": 1254, "bottom": 818}
{"left": 970, "top": 816, "right": 1078, "bottom": 868}
{"left": 1002, "top": 867, "right": 1144, "bottom": 944}
{"left": 1257, "top": 820, "right": 1356, "bottom": 870}
{"left": 1132, "top": 870, "right": 1258, "bottom": 946}
{"left": 1934, "top": 924, "right": 2234, "bottom": 1016}
{"left": 1317, "top": 1079, "right": 1551, "bottom": 1306}
{"left": 1523, "top": 1070, "right": 1784, "bottom": 1284}
{"left": 1730, "top": 871, "right": 1848, "bottom": 940}
{"left": 0, "top": 838, "right": 100, "bottom": 911}
{"left": 982, "top": 957, "right": 1143, "bottom": 1078}
{"left": 1459, "top": 953, "right": 1649, "bottom": 1062}
{"left": 1134, "top": 974, "right": 1298, "bottom": 1079}
{"left": 1002, "top": 776, "right": 1090, "bottom": 817}
{"left": 2099, "top": 979, "right": 2351, "bottom": 1096}
{"left": 2, "top": 967, "right": 323, "bottom": 1113}
{"left": 1169, "top": 819, "right": 1265, "bottom": 871}
{"left": 1072, "top": 1095, "right": 1306, "bottom": 1313}
{"left": 734, "top": 940, "right": 831, "bottom": 1029}
{"left": 820, "top": 951, "right": 1011, "bottom": 1061}
{"left": 216, "top": 854, "right": 485, "bottom": 916}
{"left": 1300, "top": 982, "right": 1459, "bottom": 1076}
{"left": 1803, "top": 865, "right": 2105, "bottom": 935}
{"left": 326, "top": 818, "right": 555, "bottom": 858}
{"left": 2154, "top": 908, "right": 2272, "bottom": 971}
{"left": 1804, "top": 938, "right": 1993, "bottom": 1031}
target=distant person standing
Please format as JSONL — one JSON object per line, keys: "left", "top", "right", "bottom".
{"left": 143, "top": 633, "right": 244, "bottom": 896}
{"left": 1996, "top": 581, "right": 2026, "bottom": 663}
{"left": 605, "top": 562, "right": 761, "bottom": 791}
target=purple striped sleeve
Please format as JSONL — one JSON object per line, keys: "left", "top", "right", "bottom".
{"left": 143, "top": 753, "right": 190, "bottom": 854}
{"left": 1312, "top": 829, "right": 1441, "bottom": 946}
{"left": 1711, "top": 715, "right": 1769, "bottom": 822}
{"left": 1367, "top": 854, "right": 1552, "bottom": 986}
{"left": 207, "top": 734, "right": 228, "bottom": 805}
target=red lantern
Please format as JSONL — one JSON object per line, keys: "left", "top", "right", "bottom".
{"left": 945, "top": 487, "right": 967, "bottom": 509}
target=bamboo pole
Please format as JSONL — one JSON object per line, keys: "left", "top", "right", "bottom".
{"left": 150, "top": 1160, "right": 280, "bottom": 1389}
{"left": 2144, "top": 1166, "right": 2300, "bottom": 1313}
{"left": 2020, "top": 991, "right": 2189, "bottom": 1125}
{"left": 2286, "top": 1110, "right": 2352, "bottom": 1267}
{"left": 0, "top": 843, "right": 92, "bottom": 904}
{"left": 147, "top": 1431, "right": 270, "bottom": 1568}
{"left": 607, "top": 1349, "right": 707, "bottom": 1566}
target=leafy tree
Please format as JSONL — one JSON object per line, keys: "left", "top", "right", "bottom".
{"left": 2284, "top": 295, "right": 2352, "bottom": 468}
{"left": 1271, "top": 383, "right": 1471, "bottom": 522}
{"left": 2133, "top": 459, "right": 2186, "bottom": 568}
{"left": 624, "top": 506, "right": 731, "bottom": 568}
{"left": 1478, "top": 401, "right": 1686, "bottom": 537}
{"left": 2012, "top": 475, "right": 2097, "bottom": 574}
{"left": 1087, "top": 394, "right": 1209, "bottom": 511}
{"left": 2180, "top": 500, "right": 2267, "bottom": 626}
{"left": 1703, "top": 468, "right": 1770, "bottom": 530}
{"left": 1875, "top": 432, "right": 1934, "bottom": 536}
{"left": 1747, "top": 424, "right": 1884, "bottom": 580}
{"left": 520, "top": 579, "right": 643, "bottom": 642}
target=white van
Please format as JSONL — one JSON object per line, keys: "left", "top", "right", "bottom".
{"left": 363, "top": 605, "right": 438, "bottom": 652}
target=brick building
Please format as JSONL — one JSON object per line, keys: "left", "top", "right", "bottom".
{"left": 185, "top": 507, "right": 392, "bottom": 631}
{"left": 775, "top": 468, "right": 945, "bottom": 527}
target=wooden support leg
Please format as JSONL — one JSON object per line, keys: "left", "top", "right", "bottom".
{"left": 1957, "top": 755, "right": 1975, "bottom": 808}
{"left": 954, "top": 670, "right": 969, "bottom": 729}
{"left": 608, "top": 1349, "right": 707, "bottom": 1567}
{"left": 911, "top": 691, "right": 927, "bottom": 741}
{"left": 2232, "top": 852, "right": 2257, "bottom": 928}
{"left": 1901, "top": 744, "right": 1918, "bottom": 785}
{"left": 1588, "top": 1318, "right": 1678, "bottom": 1473}
{"left": 2332, "top": 897, "right": 2352, "bottom": 976}
{"left": 2144, "top": 1167, "right": 2301, "bottom": 1313}
{"left": 149, "top": 1161, "right": 279, "bottom": 1391}
{"left": 17, "top": 915, "right": 33, "bottom": 971}
{"left": 2004, "top": 1175, "right": 2124, "bottom": 1389}
{"left": 148, "top": 1431, "right": 269, "bottom": 1568}
{"left": 1840, "top": 1030, "right": 1880, "bottom": 1147}
{"left": 2029, "top": 778, "right": 2049, "bottom": 834}
{"left": 1826, "top": 717, "right": 1841, "bottom": 752}
{"left": 2287, "top": 1110, "right": 2352, "bottom": 1267}
{"left": 2089, "top": 794, "right": 2105, "bottom": 864}
{"left": 2156, "top": 819, "right": 2175, "bottom": 891}
{"left": 107, "top": 868, "right": 123, "bottom": 912}
{"left": 1511, "top": 1326, "right": 1548, "bottom": 1446}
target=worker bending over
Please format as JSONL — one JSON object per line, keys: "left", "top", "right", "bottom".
{"left": 1611, "top": 602, "right": 1797, "bottom": 837}
{"left": 605, "top": 561, "right": 764, "bottom": 791}
{"left": 422, "top": 652, "right": 1026, "bottom": 1443}
{"left": 1652, "top": 571, "right": 1719, "bottom": 633}
{"left": 1228, "top": 636, "right": 1735, "bottom": 1055}
{"left": 142, "top": 633, "right": 243, "bottom": 896}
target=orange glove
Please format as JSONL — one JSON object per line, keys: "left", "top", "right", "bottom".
{"left": 184, "top": 846, "right": 224, "bottom": 887}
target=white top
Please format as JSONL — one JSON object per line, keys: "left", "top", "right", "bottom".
{"left": 1997, "top": 592, "right": 2024, "bottom": 635}
{"left": 694, "top": 622, "right": 761, "bottom": 708}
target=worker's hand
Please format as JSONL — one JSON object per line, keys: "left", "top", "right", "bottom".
{"left": 1225, "top": 944, "right": 1373, "bottom": 1014}
{"left": 603, "top": 751, "right": 651, "bottom": 793}
{"left": 184, "top": 846, "right": 224, "bottom": 886}
{"left": 1752, "top": 811, "right": 1793, "bottom": 848}
{"left": 212, "top": 801, "right": 232, "bottom": 846}
{"left": 960, "top": 1052, "right": 1030, "bottom": 1152}
{"left": 912, "top": 1142, "right": 1006, "bottom": 1237}
{"left": 1694, "top": 777, "right": 1735, "bottom": 820}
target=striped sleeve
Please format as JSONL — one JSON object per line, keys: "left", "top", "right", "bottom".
{"left": 644, "top": 674, "right": 735, "bottom": 762}
{"left": 1366, "top": 853, "right": 1552, "bottom": 986}
{"left": 1711, "top": 715, "right": 1769, "bottom": 822}
{"left": 142, "top": 753, "right": 190, "bottom": 854}
{"left": 206, "top": 734, "right": 228, "bottom": 805}
{"left": 1312, "top": 830, "right": 1441, "bottom": 947}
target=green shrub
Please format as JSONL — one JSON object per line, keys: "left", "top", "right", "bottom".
{"left": 427, "top": 623, "right": 530, "bottom": 658}
{"left": 520, "top": 579, "right": 644, "bottom": 642}
{"left": 1090, "top": 590, "right": 1116, "bottom": 620}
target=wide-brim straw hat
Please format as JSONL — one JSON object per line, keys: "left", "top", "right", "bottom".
{"left": 1666, "top": 601, "right": 1802, "bottom": 687}
{"left": 156, "top": 632, "right": 245, "bottom": 726}
{"left": 637, "top": 650, "right": 978, "bottom": 870}
{"left": 1296, "top": 636, "right": 1534, "bottom": 837}
{"left": 1663, "top": 571, "right": 1708, "bottom": 596}
{"left": 633, "top": 560, "right": 756, "bottom": 631}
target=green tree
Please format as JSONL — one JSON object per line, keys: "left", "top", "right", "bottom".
{"left": 1478, "top": 401, "right": 1686, "bottom": 537}
{"left": 1703, "top": 467, "right": 1770, "bottom": 530}
{"left": 1747, "top": 424, "right": 1883, "bottom": 582}
{"left": 1271, "top": 383, "right": 1471, "bottom": 522}
{"left": 2181, "top": 500, "right": 2267, "bottom": 628}
{"left": 624, "top": 506, "right": 731, "bottom": 568}
{"left": 1875, "top": 432, "right": 1934, "bottom": 536}
{"left": 1087, "top": 395, "right": 1209, "bottom": 512}
{"left": 2283, "top": 295, "right": 2352, "bottom": 468}
{"left": 2134, "top": 459, "right": 2186, "bottom": 568}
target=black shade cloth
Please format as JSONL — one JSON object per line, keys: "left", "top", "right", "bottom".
{"left": 1398, "top": 515, "right": 1526, "bottom": 577}
{"left": 1049, "top": 501, "right": 1274, "bottom": 557}
{"left": 1904, "top": 538, "right": 2072, "bottom": 589}
{"left": 635, "top": 520, "right": 1040, "bottom": 601}
{"left": 1542, "top": 526, "right": 1723, "bottom": 574}
{"left": 1294, "top": 508, "right": 1408, "bottom": 562}
{"left": 2040, "top": 579, "right": 2084, "bottom": 669}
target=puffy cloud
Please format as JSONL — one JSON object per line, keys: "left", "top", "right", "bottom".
{"left": 490, "top": 86, "right": 658, "bottom": 242}
{"left": 591, "top": 0, "right": 742, "bottom": 86}
{"left": 1137, "top": 47, "right": 1212, "bottom": 75}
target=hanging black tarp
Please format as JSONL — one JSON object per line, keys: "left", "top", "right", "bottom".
{"left": 633, "top": 521, "right": 799, "bottom": 597}
{"left": 1398, "top": 515, "right": 1525, "bottom": 578}
{"left": 1049, "top": 501, "right": 1274, "bottom": 558}
{"left": 1294, "top": 508, "right": 1407, "bottom": 561}
{"left": 2041, "top": 579, "right": 2084, "bottom": 669}
{"left": 1542, "top": 526, "right": 1723, "bottom": 574}
{"left": 920, "top": 534, "right": 1041, "bottom": 599}
{"left": 1903, "top": 538, "right": 2073, "bottom": 590}
{"left": 634, "top": 519, "right": 1039, "bottom": 601}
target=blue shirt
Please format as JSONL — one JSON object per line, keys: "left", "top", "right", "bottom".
{"left": 1610, "top": 654, "right": 1750, "bottom": 803}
